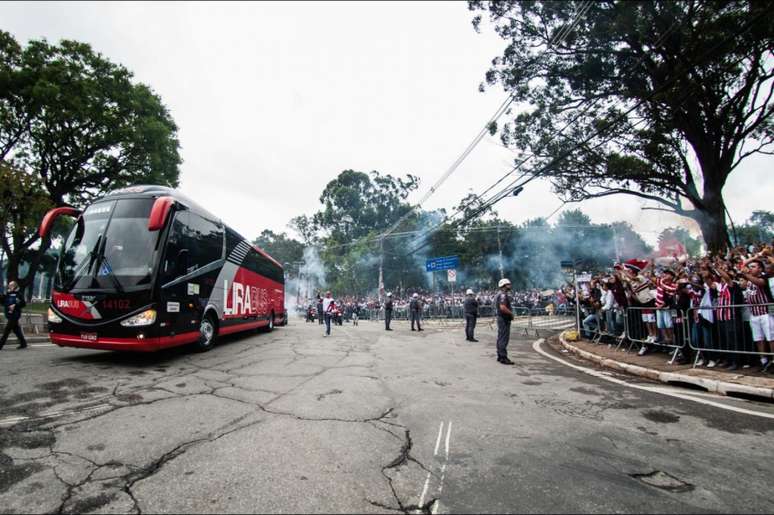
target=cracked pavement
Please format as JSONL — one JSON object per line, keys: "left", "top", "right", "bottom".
{"left": 1, "top": 319, "right": 773, "bottom": 513}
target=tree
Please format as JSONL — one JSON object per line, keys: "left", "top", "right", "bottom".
{"left": 469, "top": 1, "right": 774, "bottom": 252}
{"left": 734, "top": 210, "right": 774, "bottom": 245}
{"left": 0, "top": 31, "right": 181, "bottom": 292}
{"left": 0, "top": 164, "right": 53, "bottom": 293}
{"left": 252, "top": 230, "right": 305, "bottom": 273}
{"left": 313, "top": 170, "right": 419, "bottom": 241}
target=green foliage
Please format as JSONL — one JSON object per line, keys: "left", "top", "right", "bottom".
{"left": 0, "top": 31, "right": 181, "bottom": 291}
{"left": 313, "top": 170, "right": 419, "bottom": 241}
{"left": 468, "top": 0, "right": 774, "bottom": 251}
{"left": 252, "top": 230, "right": 305, "bottom": 274}
{"left": 288, "top": 215, "right": 318, "bottom": 246}
{"left": 734, "top": 210, "right": 774, "bottom": 246}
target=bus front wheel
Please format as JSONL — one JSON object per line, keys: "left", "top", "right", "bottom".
{"left": 195, "top": 314, "right": 217, "bottom": 352}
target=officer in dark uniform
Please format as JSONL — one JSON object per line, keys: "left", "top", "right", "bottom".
{"left": 463, "top": 288, "right": 479, "bottom": 342}
{"left": 316, "top": 295, "right": 324, "bottom": 325}
{"left": 384, "top": 292, "right": 393, "bottom": 331}
{"left": 409, "top": 293, "right": 423, "bottom": 331}
{"left": 496, "top": 278, "right": 514, "bottom": 364}
{"left": 0, "top": 281, "right": 28, "bottom": 350}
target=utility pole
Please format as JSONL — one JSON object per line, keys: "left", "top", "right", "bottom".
{"left": 378, "top": 236, "right": 384, "bottom": 301}
{"left": 574, "top": 268, "right": 581, "bottom": 333}
{"left": 496, "top": 225, "right": 505, "bottom": 279}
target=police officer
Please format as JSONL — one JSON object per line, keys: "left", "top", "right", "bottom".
{"left": 384, "top": 292, "right": 394, "bottom": 331}
{"left": 463, "top": 288, "right": 479, "bottom": 342}
{"left": 0, "top": 281, "right": 28, "bottom": 350}
{"left": 316, "top": 295, "right": 324, "bottom": 325}
{"left": 410, "top": 293, "right": 423, "bottom": 331}
{"left": 496, "top": 278, "right": 514, "bottom": 364}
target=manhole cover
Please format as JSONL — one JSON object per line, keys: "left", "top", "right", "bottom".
{"left": 630, "top": 470, "right": 694, "bottom": 492}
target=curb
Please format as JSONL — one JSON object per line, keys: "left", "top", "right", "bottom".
{"left": 557, "top": 332, "right": 774, "bottom": 401}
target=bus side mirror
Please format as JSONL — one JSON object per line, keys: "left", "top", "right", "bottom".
{"left": 39, "top": 207, "right": 81, "bottom": 238}
{"left": 176, "top": 249, "right": 190, "bottom": 276}
{"left": 148, "top": 196, "right": 175, "bottom": 231}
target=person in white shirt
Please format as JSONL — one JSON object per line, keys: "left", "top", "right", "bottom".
{"left": 599, "top": 281, "right": 617, "bottom": 335}
{"left": 322, "top": 291, "right": 335, "bottom": 337}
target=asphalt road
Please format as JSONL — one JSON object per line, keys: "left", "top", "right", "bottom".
{"left": 1, "top": 317, "right": 772, "bottom": 514}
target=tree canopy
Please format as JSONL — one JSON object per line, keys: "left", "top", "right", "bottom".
{"left": 469, "top": 0, "right": 774, "bottom": 252}
{"left": 280, "top": 170, "right": 655, "bottom": 299}
{"left": 0, "top": 31, "right": 181, "bottom": 291}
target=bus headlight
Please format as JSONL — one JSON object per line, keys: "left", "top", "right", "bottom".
{"left": 120, "top": 309, "right": 157, "bottom": 327}
{"left": 47, "top": 308, "right": 63, "bottom": 324}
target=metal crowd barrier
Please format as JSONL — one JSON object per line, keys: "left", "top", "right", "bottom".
{"left": 0, "top": 312, "right": 48, "bottom": 336}
{"left": 684, "top": 303, "right": 774, "bottom": 368}
{"left": 620, "top": 306, "right": 687, "bottom": 363}
{"left": 364, "top": 304, "right": 575, "bottom": 336}
{"left": 580, "top": 308, "right": 626, "bottom": 347}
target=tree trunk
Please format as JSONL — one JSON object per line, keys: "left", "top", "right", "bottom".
{"left": 689, "top": 200, "right": 731, "bottom": 254}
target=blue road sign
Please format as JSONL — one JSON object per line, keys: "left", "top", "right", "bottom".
{"left": 425, "top": 256, "right": 460, "bottom": 272}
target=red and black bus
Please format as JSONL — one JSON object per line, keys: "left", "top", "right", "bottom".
{"left": 39, "top": 185, "right": 286, "bottom": 352}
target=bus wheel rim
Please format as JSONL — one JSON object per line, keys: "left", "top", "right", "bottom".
{"left": 201, "top": 319, "right": 214, "bottom": 344}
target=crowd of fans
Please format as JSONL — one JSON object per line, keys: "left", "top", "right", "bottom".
{"left": 577, "top": 242, "right": 774, "bottom": 371}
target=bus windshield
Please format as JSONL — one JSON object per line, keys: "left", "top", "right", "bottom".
{"left": 56, "top": 198, "right": 159, "bottom": 292}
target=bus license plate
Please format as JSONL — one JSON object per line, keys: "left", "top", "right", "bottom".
{"left": 80, "top": 332, "right": 98, "bottom": 342}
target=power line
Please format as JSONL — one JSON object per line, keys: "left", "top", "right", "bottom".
{"left": 402, "top": 8, "right": 766, "bottom": 257}
{"left": 404, "top": 16, "right": 686, "bottom": 249}
{"left": 398, "top": 25, "right": 685, "bottom": 251}
{"left": 375, "top": 1, "right": 594, "bottom": 241}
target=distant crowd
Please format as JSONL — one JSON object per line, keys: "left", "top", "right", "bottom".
{"left": 296, "top": 286, "right": 575, "bottom": 321}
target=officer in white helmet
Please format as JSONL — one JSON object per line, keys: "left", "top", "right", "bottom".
{"left": 384, "top": 292, "right": 394, "bottom": 331}
{"left": 496, "top": 278, "right": 515, "bottom": 364}
{"left": 409, "top": 293, "right": 423, "bottom": 331}
{"left": 463, "top": 288, "right": 479, "bottom": 342}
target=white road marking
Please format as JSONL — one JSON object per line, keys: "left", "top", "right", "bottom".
{"left": 431, "top": 421, "right": 453, "bottom": 514}
{"left": 533, "top": 339, "right": 774, "bottom": 420}
{"left": 433, "top": 421, "right": 444, "bottom": 456}
{"left": 418, "top": 421, "right": 453, "bottom": 513}
{"left": 444, "top": 421, "right": 452, "bottom": 458}
{"left": 419, "top": 422, "right": 446, "bottom": 508}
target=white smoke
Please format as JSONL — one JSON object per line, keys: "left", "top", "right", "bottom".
{"left": 284, "top": 246, "right": 327, "bottom": 309}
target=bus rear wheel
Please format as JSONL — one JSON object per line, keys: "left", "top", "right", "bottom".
{"left": 194, "top": 314, "right": 217, "bottom": 352}
{"left": 265, "top": 312, "right": 274, "bottom": 332}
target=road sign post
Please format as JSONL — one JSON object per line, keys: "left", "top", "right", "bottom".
{"left": 447, "top": 269, "right": 456, "bottom": 301}
{"left": 425, "top": 256, "right": 460, "bottom": 272}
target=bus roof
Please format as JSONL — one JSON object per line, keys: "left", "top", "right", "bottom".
{"left": 100, "top": 185, "right": 284, "bottom": 271}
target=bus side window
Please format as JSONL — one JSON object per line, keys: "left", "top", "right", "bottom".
{"left": 186, "top": 214, "right": 223, "bottom": 269}
{"left": 162, "top": 212, "right": 188, "bottom": 284}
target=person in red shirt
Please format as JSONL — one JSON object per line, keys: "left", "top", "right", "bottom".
{"left": 740, "top": 259, "right": 773, "bottom": 371}
{"left": 655, "top": 269, "right": 678, "bottom": 349}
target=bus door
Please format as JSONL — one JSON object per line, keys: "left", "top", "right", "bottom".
{"left": 159, "top": 210, "right": 225, "bottom": 337}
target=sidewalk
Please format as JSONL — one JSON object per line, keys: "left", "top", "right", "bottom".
{"left": 555, "top": 331, "right": 774, "bottom": 401}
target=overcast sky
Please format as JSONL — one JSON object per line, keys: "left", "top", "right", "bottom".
{"left": 3, "top": 1, "right": 771, "bottom": 246}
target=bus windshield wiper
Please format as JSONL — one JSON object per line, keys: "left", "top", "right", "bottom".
{"left": 96, "top": 254, "right": 125, "bottom": 294}
{"left": 65, "top": 233, "right": 103, "bottom": 290}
